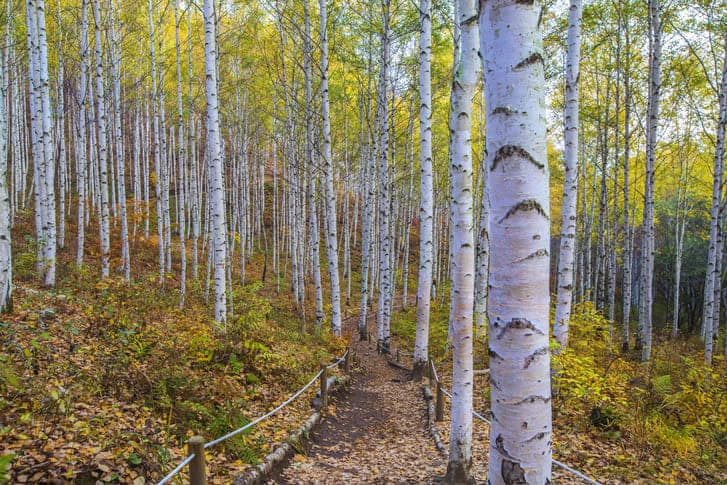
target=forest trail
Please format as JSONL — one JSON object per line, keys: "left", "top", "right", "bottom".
{"left": 273, "top": 321, "right": 448, "bottom": 484}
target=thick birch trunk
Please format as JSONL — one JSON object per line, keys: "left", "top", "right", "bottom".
{"left": 481, "top": 1, "right": 552, "bottom": 482}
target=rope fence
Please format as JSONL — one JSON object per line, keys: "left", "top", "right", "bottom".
{"left": 428, "top": 358, "right": 603, "bottom": 485}
{"left": 156, "top": 348, "right": 350, "bottom": 485}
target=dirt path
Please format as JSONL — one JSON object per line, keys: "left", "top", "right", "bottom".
{"left": 273, "top": 328, "right": 447, "bottom": 484}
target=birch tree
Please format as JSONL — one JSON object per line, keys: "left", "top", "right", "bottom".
{"left": 92, "top": 0, "right": 111, "bottom": 279}
{"left": 553, "top": 0, "right": 583, "bottom": 351}
{"left": 444, "top": 0, "right": 478, "bottom": 478}
{"left": 203, "top": 0, "right": 228, "bottom": 324}
{"left": 413, "top": 0, "right": 433, "bottom": 380}
{"left": 481, "top": 0, "right": 552, "bottom": 482}
{"left": 703, "top": 37, "right": 727, "bottom": 365}
{"left": 76, "top": 0, "right": 89, "bottom": 266}
{"left": 376, "top": 0, "right": 392, "bottom": 352}
{"left": 638, "top": 0, "right": 662, "bottom": 362}
{"left": 319, "top": 0, "right": 342, "bottom": 336}
{"left": 175, "top": 0, "right": 187, "bottom": 305}
{"left": 0, "top": 41, "right": 10, "bottom": 312}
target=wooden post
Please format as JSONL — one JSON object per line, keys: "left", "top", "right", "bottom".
{"left": 435, "top": 382, "right": 444, "bottom": 422}
{"left": 343, "top": 348, "right": 350, "bottom": 373}
{"left": 188, "top": 435, "right": 206, "bottom": 485}
{"left": 320, "top": 365, "right": 328, "bottom": 408}
{"left": 396, "top": 349, "right": 400, "bottom": 362}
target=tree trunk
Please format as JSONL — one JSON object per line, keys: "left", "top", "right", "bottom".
{"left": 553, "top": 0, "right": 583, "bottom": 351}
{"left": 481, "top": 1, "right": 553, "bottom": 482}
{"left": 319, "top": 0, "right": 342, "bottom": 336}
{"left": 413, "top": 0, "right": 433, "bottom": 380}
{"left": 443, "top": 0, "right": 478, "bottom": 480}
{"left": 92, "top": 0, "right": 111, "bottom": 279}
{"left": 203, "top": 0, "right": 227, "bottom": 325}
{"left": 639, "top": 0, "right": 662, "bottom": 363}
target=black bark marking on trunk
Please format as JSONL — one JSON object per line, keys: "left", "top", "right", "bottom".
{"left": 514, "top": 52, "right": 544, "bottom": 70}
{"left": 491, "top": 145, "right": 544, "bottom": 171}
{"left": 515, "top": 394, "right": 551, "bottom": 405}
{"left": 496, "top": 317, "right": 545, "bottom": 340}
{"left": 489, "top": 347, "right": 505, "bottom": 361}
{"left": 524, "top": 430, "right": 549, "bottom": 442}
{"left": 517, "top": 248, "right": 549, "bottom": 262}
{"left": 498, "top": 199, "right": 548, "bottom": 224}
{"left": 524, "top": 346, "right": 548, "bottom": 368}
{"left": 494, "top": 434, "right": 516, "bottom": 461}
{"left": 502, "top": 459, "right": 527, "bottom": 485}
{"left": 492, "top": 106, "right": 516, "bottom": 116}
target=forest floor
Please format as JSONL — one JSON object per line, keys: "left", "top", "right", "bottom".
{"left": 274, "top": 326, "right": 447, "bottom": 483}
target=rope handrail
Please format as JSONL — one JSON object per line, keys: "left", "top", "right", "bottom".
{"left": 155, "top": 348, "right": 348, "bottom": 485}
{"left": 157, "top": 453, "right": 196, "bottom": 485}
{"left": 204, "top": 367, "right": 323, "bottom": 449}
{"left": 434, "top": 366, "right": 603, "bottom": 485}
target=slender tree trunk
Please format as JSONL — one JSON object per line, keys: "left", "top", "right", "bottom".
{"left": 148, "top": 0, "right": 164, "bottom": 281}
{"left": 175, "top": 0, "right": 186, "bottom": 305}
{"left": 621, "top": 13, "right": 632, "bottom": 351}
{"left": 76, "top": 0, "right": 89, "bottom": 266}
{"left": 639, "top": 0, "right": 662, "bottom": 362}
{"left": 203, "top": 0, "right": 227, "bottom": 325}
{"left": 92, "top": 0, "right": 111, "bottom": 279}
{"left": 111, "top": 4, "right": 129, "bottom": 281}
{"left": 319, "top": 0, "right": 342, "bottom": 336}
{"left": 0, "top": 38, "right": 11, "bottom": 312}
{"left": 413, "top": 0, "right": 433, "bottom": 379}
{"left": 704, "top": 38, "right": 727, "bottom": 364}
{"left": 376, "top": 0, "right": 392, "bottom": 352}
{"left": 553, "top": 0, "right": 583, "bottom": 351}
{"left": 444, "top": 0, "right": 478, "bottom": 480}
{"left": 474, "top": 136, "right": 490, "bottom": 330}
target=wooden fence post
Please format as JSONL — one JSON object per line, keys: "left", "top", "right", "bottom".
{"left": 435, "top": 382, "right": 444, "bottom": 422}
{"left": 188, "top": 435, "right": 206, "bottom": 485}
{"left": 320, "top": 365, "right": 328, "bottom": 408}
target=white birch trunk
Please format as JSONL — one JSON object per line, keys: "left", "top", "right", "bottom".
{"left": 92, "top": 0, "right": 111, "bottom": 279}
{"left": 704, "top": 37, "right": 727, "bottom": 365}
{"left": 376, "top": 0, "right": 392, "bottom": 352}
{"left": 111, "top": 4, "right": 129, "bottom": 281}
{"left": 481, "top": 1, "right": 552, "bottom": 482}
{"left": 319, "top": 0, "right": 342, "bottom": 336}
{"left": 175, "top": 0, "right": 186, "bottom": 305}
{"left": 203, "top": 0, "right": 227, "bottom": 325}
{"left": 76, "top": 0, "right": 89, "bottom": 266}
{"left": 148, "top": 0, "right": 164, "bottom": 281}
{"left": 444, "top": 0, "right": 478, "bottom": 479}
{"left": 0, "top": 42, "right": 11, "bottom": 312}
{"left": 639, "top": 0, "right": 662, "bottom": 362}
{"left": 553, "top": 0, "right": 583, "bottom": 350}
{"left": 413, "top": 0, "right": 434, "bottom": 379}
